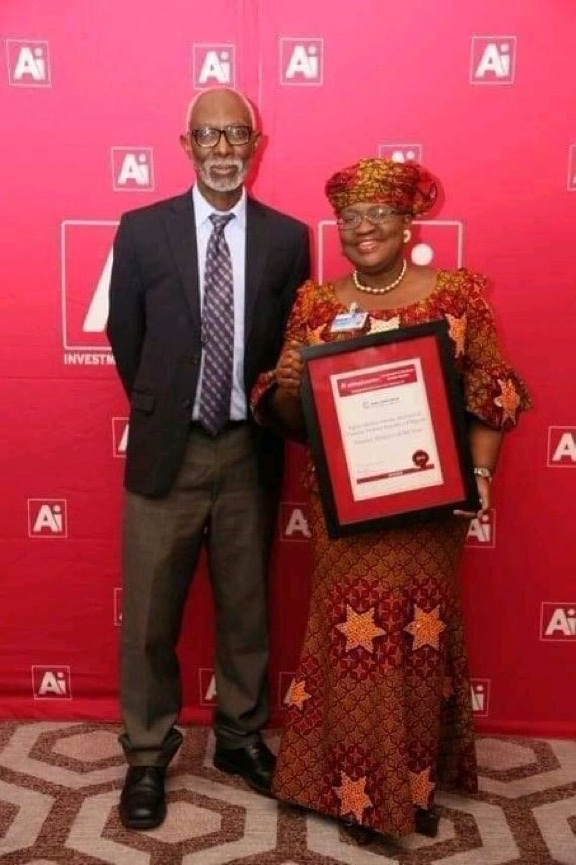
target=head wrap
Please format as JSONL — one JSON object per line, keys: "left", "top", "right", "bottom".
{"left": 325, "top": 157, "right": 437, "bottom": 216}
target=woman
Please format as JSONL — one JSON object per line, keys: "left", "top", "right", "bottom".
{"left": 251, "top": 158, "right": 531, "bottom": 842}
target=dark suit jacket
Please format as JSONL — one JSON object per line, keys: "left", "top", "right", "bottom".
{"left": 107, "top": 189, "right": 311, "bottom": 497}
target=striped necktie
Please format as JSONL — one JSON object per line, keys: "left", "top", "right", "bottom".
{"left": 198, "top": 212, "right": 235, "bottom": 435}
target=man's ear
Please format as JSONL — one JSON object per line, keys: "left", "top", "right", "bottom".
{"left": 179, "top": 133, "right": 192, "bottom": 158}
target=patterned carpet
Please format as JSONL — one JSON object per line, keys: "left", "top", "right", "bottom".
{"left": 0, "top": 722, "right": 575, "bottom": 864}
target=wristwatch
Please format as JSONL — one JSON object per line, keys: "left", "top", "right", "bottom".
{"left": 473, "top": 466, "right": 493, "bottom": 481}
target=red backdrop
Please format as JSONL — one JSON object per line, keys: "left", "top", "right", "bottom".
{"left": 1, "top": 0, "right": 575, "bottom": 737}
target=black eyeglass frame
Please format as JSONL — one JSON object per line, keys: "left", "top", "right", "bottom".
{"left": 188, "top": 125, "right": 254, "bottom": 148}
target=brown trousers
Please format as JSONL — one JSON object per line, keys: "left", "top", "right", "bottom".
{"left": 119, "top": 425, "right": 276, "bottom": 767}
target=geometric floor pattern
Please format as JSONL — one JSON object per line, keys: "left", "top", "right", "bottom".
{"left": 1, "top": 723, "right": 575, "bottom": 864}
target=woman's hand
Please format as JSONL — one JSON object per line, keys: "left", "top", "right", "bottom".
{"left": 275, "top": 342, "right": 305, "bottom": 397}
{"left": 454, "top": 475, "right": 491, "bottom": 519}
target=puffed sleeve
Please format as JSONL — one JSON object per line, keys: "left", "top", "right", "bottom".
{"left": 461, "top": 272, "right": 532, "bottom": 430}
{"left": 250, "top": 280, "right": 315, "bottom": 423}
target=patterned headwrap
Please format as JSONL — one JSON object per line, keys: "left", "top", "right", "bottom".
{"left": 325, "top": 157, "right": 438, "bottom": 216}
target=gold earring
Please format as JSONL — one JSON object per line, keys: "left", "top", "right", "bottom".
{"left": 403, "top": 229, "right": 412, "bottom": 243}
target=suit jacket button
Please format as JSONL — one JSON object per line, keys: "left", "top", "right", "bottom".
{"left": 182, "top": 398, "right": 192, "bottom": 410}
{"left": 190, "top": 354, "right": 200, "bottom": 366}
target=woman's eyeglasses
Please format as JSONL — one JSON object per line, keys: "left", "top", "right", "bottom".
{"left": 336, "top": 206, "right": 403, "bottom": 231}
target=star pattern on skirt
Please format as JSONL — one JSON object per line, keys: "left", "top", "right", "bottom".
{"left": 494, "top": 377, "right": 521, "bottom": 425}
{"left": 445, "top": 312, "right": 466, "bottom": 357}
{"left": 334, "top": 772, "right": 373, "bottom": 822}
{"left": 284, "top": 679, "right": 312, "bottom": 711}
{"left": 404, "top": 605, "right": 446, "bottom": 651}
{"left": 409, "top": 766, "right": 436, "bottom": 808}
{"left": 335, "top": 605, "right": 386, "bottom": 653}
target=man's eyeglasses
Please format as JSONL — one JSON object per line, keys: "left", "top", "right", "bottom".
{"left": 189, "top": 125, "right": 253, "bottom": 148}
{"left": 336, "top": 206, "right": 403, "bottom": 231}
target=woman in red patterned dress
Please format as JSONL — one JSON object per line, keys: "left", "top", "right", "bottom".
{"left": 251, "top": 158, "right": 531, "bottom": 843}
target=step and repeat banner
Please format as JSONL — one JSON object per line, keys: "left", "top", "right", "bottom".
{"left": 1, "top": 0, "right": 575, "bottom": 736}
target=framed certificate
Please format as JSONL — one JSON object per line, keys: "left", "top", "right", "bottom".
{"left": 300, "top": 320, "right": 480, "bottom": 537}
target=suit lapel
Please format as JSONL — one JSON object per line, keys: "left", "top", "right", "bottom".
{"left": 164, "top": 190, "right": 201, "bottom": 330}
{"left": 245, "top": 198, "right": 270, "bottom": 344}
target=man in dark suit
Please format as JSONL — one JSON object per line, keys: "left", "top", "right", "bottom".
{"left": 107, "top": 87, "right": 310, "bottom": 830}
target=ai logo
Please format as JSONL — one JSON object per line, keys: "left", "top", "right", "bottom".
{"left": 28, "top": 499, "right": 68, "bottom": 538}
{"left": 318, "top": 219, "right": 463, "bottom": 282}
{"left": 466, "top": 509, "right": 496, "bottom": 548}
{"left": 279, "top": 503, "right": 311, "bottom": 542}
{"left": 113, "top": 588, "right": 122, "bottom": 626}
{"left": 568, "top": 146, "right": 576, "bottom": 192}
{"left": 32, "top": 666, "right": 72, "bottom": 699}
{"left": 470, "top": 679, "right": 490, "bottom": 716}
{"left": 61, "top": 220, "right": 118, "bottom": 362}
{"left": 541, "top": 603, "right": 576, "bottom": 641}
{"left": 278, "top": 672, "right": 296, "bottom": 708}
{"left": 199, "top": 668, "right": 217, "bottom": 705}
{"left": 280, "top": 39, "right": 324, "bottom": 85}
{"left": 378, "top": 144, "right": 423, "bottom": 164}
{"left": 547, "top": 427, "right": 576, "bottom": 467}
{"left": 193, "top": 44, "right": 235, "bottom": 88}
{"left": 470, "top": 36, "right": 516, "bottom": 84}
{"left": 112, "top": 418, "right": 129, "bottom": 458}
{"left": 111, "top": 148, "right": 154, "bottom": 192}
{"left": 6, "top": 40, "right": 51, "bottom": 87}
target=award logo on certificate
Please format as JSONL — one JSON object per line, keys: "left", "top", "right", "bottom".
{"left": 301, "top": 321, "right": 480, "bottom": 537}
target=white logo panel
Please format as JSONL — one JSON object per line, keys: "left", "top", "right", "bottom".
{"left": 61, "top": 220, "right": 118, "bottom": 352}
{"left": 114, "top": 587, "right": 122, "bottom": 626}
{"left": 547, "top": 427, "right": 576, "bottom": 467}
{"left": 470, "top": 678, "right": 491, "bottom": 716}
{"left": 198, "top": 668, "right": 217, "bottom": 705}
{"left": 568, "top": 145, "right": 576, "bottom": 192}
{"left": 112, "top": 418, "right": 129, "bottom": 458}
{"left": 540, "top": 603, "right": 576, "bottom": 641}
{"left": 466, "top": 509, "right": 496, "bottom": 548}
{"left": 32, "top": 666, "right": 72, "bottom": 699}
{"left": 193, "top": 44, "right": 235, "bottom": 88}
{"left": 111, "top": 148, "right": 154, "bottom": 192}
{"left": 279, "top": 502, "right": 311, "bottom": 542}
{"left": 6, "top": 40, "right": 51, "bottom": 87}
{"left": 280, "top": 38, "right": 323, "bottom": 85}
{"left": 470, "top": 36, "right": 516, "bottom": 84}
{"left": 27, "top": 499, "right": 68, "bottom": 538}
{"left": 378, "top": 143, "right": 423, "bottom": 164}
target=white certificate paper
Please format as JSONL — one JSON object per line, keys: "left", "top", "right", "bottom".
{"left": 330, "top": 358, "right": 444, "bottom": 501}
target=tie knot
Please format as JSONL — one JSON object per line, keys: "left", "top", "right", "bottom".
{"left": 209, "top": 213, "right": 235, "bottom": 234}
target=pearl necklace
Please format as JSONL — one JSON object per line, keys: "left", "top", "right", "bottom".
{"left": 352, "top": 259, "right": 407, "bottom": 295}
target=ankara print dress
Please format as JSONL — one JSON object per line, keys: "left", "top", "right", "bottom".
{"left": 252, "top": 269, "right": 531, "bottom": 838}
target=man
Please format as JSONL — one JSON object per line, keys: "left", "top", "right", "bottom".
{"left": 107, "top": 87, "right": 310, "bottom": 831}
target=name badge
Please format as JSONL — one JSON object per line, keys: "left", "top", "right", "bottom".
{"left": 330, "top": 311, "right": 368, "bottom": 333}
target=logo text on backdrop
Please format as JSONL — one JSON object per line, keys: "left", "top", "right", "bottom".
{"left": 28, "top": 500, "right": 68, "bottom": 538}
{"left": 470, "top": 36, "right": 517, "bottom": 84}
{"left": 111, "top": 148, "right": 155, "bottom": 192}
{"left": 6, "top": 40, "right": 51, "bottom": 87}
{"left": 193, "top": 45, "right": 235, "bottom": 88}
{"left": 280, "top": 39, "right": 324, "bottom": 85}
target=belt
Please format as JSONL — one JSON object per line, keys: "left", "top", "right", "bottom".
{"left": 189, "top": 420, "right": 247, "bottom": 435}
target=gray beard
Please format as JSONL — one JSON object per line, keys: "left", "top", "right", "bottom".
{"left": 196, "top": 156, "right": 248, "bottom": 193}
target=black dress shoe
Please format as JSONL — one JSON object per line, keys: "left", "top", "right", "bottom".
{"left": 119, "top": 766, "right": 166, "bottom": 830}
{"left": 414, "top": 806, "right": 439, "bottom": 837}
{"left": 213, "top": 740, "right": 276, "bottom": 796}
{"left": 341, "top": 819, "right": 377, "bottom": 845}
